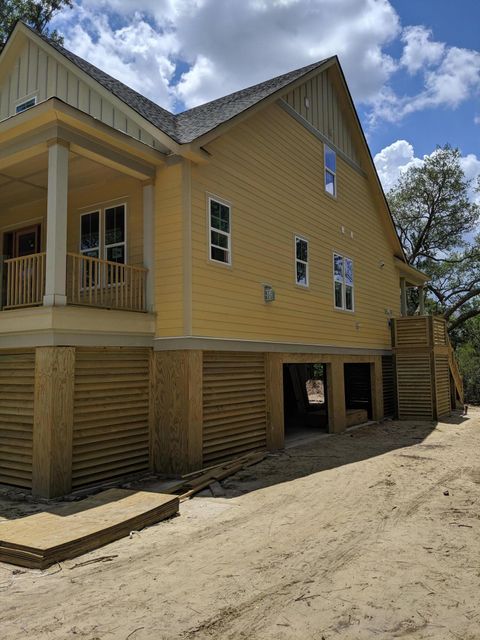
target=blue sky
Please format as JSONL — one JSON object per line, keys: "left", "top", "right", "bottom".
{"left": 51, "top": 0, "right": 480, "bottom": 195}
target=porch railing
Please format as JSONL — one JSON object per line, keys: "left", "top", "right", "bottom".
{"left": 4, "top": 253, "right": 46, "bottom": 309}
{"left": 66, "top": 253, "right": 148, "bottom": 312}
{"left": 2, "top": 252, "right": 147, "bottom": 312}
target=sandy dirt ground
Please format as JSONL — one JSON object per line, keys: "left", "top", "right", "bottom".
{"left": 1, "top": 409, "right": 480, "bottom": 639}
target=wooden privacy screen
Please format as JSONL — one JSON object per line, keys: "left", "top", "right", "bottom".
{"left": 72, "top": 348, "right": 150, "bottom": 488}
{"left": 396, "top": 352, "right": 433, "bottom": 420}
{"left": 202, "top": 352, "right": 267, "bottom": 464}
{"left": 0, "top": 350, "right": 35, "bottom": 487}
{"left": 435, "top": 354, "right": 451, "bottom": 418}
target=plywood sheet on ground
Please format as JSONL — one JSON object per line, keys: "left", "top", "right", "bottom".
{"left": 0, "top": 488, "right": 179, "bottom": 569}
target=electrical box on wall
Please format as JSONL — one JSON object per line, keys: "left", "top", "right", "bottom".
{"left": 263, "top": 285, "right": 275, "bottom": 303}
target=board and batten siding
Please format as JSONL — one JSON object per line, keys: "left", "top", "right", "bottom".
{"left": 71, "top": 348, "right": 150, "bottom": 489}
{"left": 0, "top": 350, "right": 35, "bottom": 488}
{"left": 189, "top": 102, "right": 400, "bottom": 348}
{"left": 283, "top": 67, "right": 360, "bottom": 165}
{"left": 0, "top": 38, "right": 159, "bottom": 148}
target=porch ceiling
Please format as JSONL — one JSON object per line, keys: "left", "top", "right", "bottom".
{"left": 0, "top": 152, "right": 137, "bottom": 208}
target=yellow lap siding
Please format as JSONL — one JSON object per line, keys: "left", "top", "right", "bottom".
{"left": 190, "top": 102, "right": 399, "bottom": 348}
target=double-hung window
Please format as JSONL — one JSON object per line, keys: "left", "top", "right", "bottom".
{"left": 209, "top": 197, "right": 231, "bottom": 264}
{"left": 295, "top": 236, "right": 309, "bottom": 287}
{"left": 333, "top": 253, "right": 354, "bottom": 311}
{"left": 325, "top": 144, "right": 336, "bottom": 197}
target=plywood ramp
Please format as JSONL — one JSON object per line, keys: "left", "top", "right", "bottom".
{"left": 0, "top": 489, "right": 179, "bottom": 569}
{"left": 72, "top": 348, "right": 150, "bottom": 489}
{"left": 202, "top": 352, "right": 267, "bottom": 464}
{"left": 0, "top": 350, "right": 35, "bottom": 488}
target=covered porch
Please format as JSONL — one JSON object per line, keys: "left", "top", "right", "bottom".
{"left": 0, "top": 99, "right": 163, "bottom": 321}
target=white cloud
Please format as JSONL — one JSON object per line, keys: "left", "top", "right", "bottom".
{"left": 373, "top": 139, "right": 422, "bottom": 192}
{"left": 400, "top": 25, "right": 444, "bottom": 74}
{"left": 374, "top": 140, "right": 480, "bottom": 203}
{"left": 54, "top": 0, "right": 400, "bottom": 110}
{"left": 371, "top": 44, "right": 480, "bottom": 123}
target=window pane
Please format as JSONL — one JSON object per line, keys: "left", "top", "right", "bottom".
{"left": 345, "top": 258, "right": 353, "bottom": 286}
{"left": 81, "top": 212, "right": 100, "bottom": 252}
{"left": 334, "top": 254, "right": 343, "bottom": 281}
{"left": 325, "top": 145, "right": 336, "bottom": 173}
{"left": 296, "top": 261, "right": 307, "bottom": 285}
{"left": 346, "top": 285, "right": 354, "bottom": 310}
{"left": 211, "top": 230, "right": 228, "bottom": 249}
{"left": 296, "top": 238, "right": 308, "bottom": 262}
{"left": 211, "top": 246, "right": 228, "bottom": 263}
{"left": 106, "top": 245, "right": 125, "bottom": 264}
{"left": 105, "top": 206, "right": 125, "bottom": 246}
{"left": 335, "top": 281, "right": 343, "bottom": 308}
{"left": 325, "top": 170, "right": 336, "bottom": 196}
{"left": 210, "top": 200, "right": 230, "bottom": 233}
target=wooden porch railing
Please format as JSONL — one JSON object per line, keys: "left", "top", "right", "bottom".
{"left": 66, "top": 253, "right": 147, "bottom": 312}
{"left": 4, "top": 253, "right": 46, "bottom": 309}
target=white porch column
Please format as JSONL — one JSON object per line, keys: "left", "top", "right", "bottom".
{"left": 418, "top": 285, "right": 425, "bottom": 315}
{"left": 400, "top": 277, "right": 407, "bottom": 316}
{"left": 43, "top": 140, "right": 69, "bottom": 307}
{"left": 143, "top": 181, "right": 155, "bottom": 312}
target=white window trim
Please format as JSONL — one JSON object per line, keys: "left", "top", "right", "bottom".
{"left": 208, "top": 195, "right": 232, "bottom": 266}
{"left": 333, "top": 252, "right": 354, "bottom": 312}
{"left": 79, "top": 203, "right": 128, "bottom": 263}
{"left": 324, "top": 144, "right": 337, "bottom": 199}
{"left": 295, "top": 235, "right": 309, "bottom": 288}
{"left": 15, "top": 93, "right": 38, "bottom": 115}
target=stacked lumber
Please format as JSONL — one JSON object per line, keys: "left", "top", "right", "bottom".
{"left": 0, "top": 488, "right": 178, "bottom": 569}
{"left": 159, "top": 450, "right": 267, "bottom": 501}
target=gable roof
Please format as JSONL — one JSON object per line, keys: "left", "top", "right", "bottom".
{"left": 21, "top": 23, "right": 331, "bottom": 144}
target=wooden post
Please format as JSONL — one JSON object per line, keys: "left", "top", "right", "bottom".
{"left": 142, "top": 181, "right": 155, "bottom": 312}
{"left": 32, "top": 347, "right": 75, "bottom": 498}
{"left": 370, "top": 356, "right": 384, "bottom": 421}
{"left": 400, "top": 277, "right": 407, "bottom": 317}
{"left": 327, "top": 357, "right": 346, "bottom": 433}
{"left": 44, "top": 140, "right": 69, "bottom": 307}
{"left": 419, "top": 285, "right": 425, "bottom": 315}
{"left": 149, "top": 350, "right": 203, "bottom": 474}
{"left": 265, "top": 353, "right": 284, "bottom": 450}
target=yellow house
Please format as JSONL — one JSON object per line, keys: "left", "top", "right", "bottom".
{"left": 0, "top": 23, "right": 461, "bottom": 498}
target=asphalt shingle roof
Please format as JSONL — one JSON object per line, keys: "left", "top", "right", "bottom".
{"left": 29, "top": 25, "right": 332, "bottom": 145}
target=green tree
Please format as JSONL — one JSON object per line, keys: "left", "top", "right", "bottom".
{"left": 453, "top": 316, "right": 480, "bottom": 403}
{"left": 0, "top": 0, "right": 71, "bottom": 48}
{"left": 388, "top": 144, "right": 480, "bottom": 330}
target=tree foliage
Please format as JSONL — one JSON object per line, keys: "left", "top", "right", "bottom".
{"left": 453, "top": 316, "right": 480, "bottom": 403}
{"left": 0, "top": 0, "right": 71, "bottom": 48}
{"left": 388, "top": 145, "right": 480, "bottom": 330}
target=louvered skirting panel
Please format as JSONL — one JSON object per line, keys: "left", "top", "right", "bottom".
{"left": 72, "top": 348, "right": 150, "bottom": 488}
{"left": 432, "top": 318, "right": 447, "bottom": 346}
{"left": 395, "top": 318, "right": 429, "bottom": 346}
{"left": 203, "top": 352, "right": 267, "bottom": 464}
{"left": 382, "top": 355, "right": 395, "bottom": 417}
{"left": 435, "top": 354, "right": 451, "bottom": 418}
{"left": 0, "top": 350, "right": 35, "bottom": 488}
{"left": 396, "top": 352, "right": 433, "bottom": 420}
